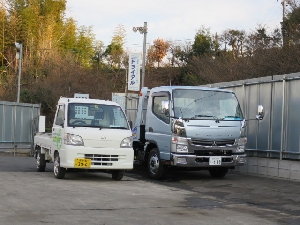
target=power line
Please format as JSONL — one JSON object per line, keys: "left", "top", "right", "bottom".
{"left": 260, "top": 1, "right": 282, "bottom": 27}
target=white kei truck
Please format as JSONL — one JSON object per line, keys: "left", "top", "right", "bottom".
{"left": 132, "top": 86, "right": 264, "bottom": 179}
{"left": 34, "top": 95, "right": 134, "bottom": 180}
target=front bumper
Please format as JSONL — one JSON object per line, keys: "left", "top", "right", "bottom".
{"left": 171, "top": 153, "right": 247, "bottom": 167}
{"left": 59, "top": 146, "right": 134, "bottom": 170}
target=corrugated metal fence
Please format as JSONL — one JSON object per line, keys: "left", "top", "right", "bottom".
{"left": 0, "top": 101, "right": 40, "bottom": 155}
{"left": 204, "top": 72, "right": 300, "bottom": 160}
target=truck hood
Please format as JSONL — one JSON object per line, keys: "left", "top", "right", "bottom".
{"left": 66, "top": 127, "right": 132, "bottom": 148}
{"left": 184, "top": 120, "right": 242, "bottom": 140}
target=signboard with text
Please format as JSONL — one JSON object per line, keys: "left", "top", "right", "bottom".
{"left": 128, "top": 53, "right": 141, "bottom": 91}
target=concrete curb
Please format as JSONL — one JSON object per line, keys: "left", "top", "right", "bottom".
{"left": 0, "top": 149, "right": 32, "bottom": 157}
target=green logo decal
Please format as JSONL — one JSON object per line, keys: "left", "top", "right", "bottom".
{"left": 53, "top": 129, "right": 62, "bottom": 149}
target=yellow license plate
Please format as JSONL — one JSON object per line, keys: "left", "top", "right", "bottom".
{"left": 74, "top": 158, "right": 91, "bottom": 168}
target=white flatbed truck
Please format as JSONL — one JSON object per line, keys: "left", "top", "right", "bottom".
{"left": 34, "top": 96, "right": 134, "bottom": 180}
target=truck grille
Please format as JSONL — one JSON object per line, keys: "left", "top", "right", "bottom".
{"left": 195, "top": 158, "right": 233, "bottom": 163}
{"left": 191, "top": 139, "right": 235, "bottom": 146}
{"left": 85, "top": 154, "right": 119, "bottom": 166}
{"left": 194, "top": 150, "right": 233, "bottom": 156}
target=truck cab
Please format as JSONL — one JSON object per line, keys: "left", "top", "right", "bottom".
{"left": 132, "top": 86, "right": 263, "bottom": 179}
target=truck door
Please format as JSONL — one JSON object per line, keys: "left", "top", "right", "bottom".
{"left": 52, "top": 104, "right": 65, "bottom": 151}
{"left": 146, "top": 92, "right": 171, "bottom": 161}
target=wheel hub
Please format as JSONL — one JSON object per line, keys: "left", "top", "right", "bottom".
{"left": 149, "top": 154, "right": 159, "bottom": 174}
{"left": 36, "top": 153, "right": 40, "bottom": 168}
{"left": 54, "top": 157, "right": 59, "bottom": 176}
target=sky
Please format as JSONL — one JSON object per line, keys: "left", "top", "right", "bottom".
{"left": 65, "top": 0, "right": 284, "bottom": 53}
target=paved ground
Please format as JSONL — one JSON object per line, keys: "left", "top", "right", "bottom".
{"left": 0, "top": 155, "right": 299, "bottom": 225}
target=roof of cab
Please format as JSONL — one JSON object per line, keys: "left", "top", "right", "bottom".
{"left": 57, "top": 97, "right": 120, "bottom": 106}
{"left": 148, "top": 86, "right": 233, "bottom": 93}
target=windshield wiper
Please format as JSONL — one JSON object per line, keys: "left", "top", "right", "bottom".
{"left": 192, "top": 114, "right": 223, "bottom": 123}
{"left": 190, "top": 115, "right": 219, "bottom": 120}
{"left": 109, "top": 126, "right": 128, "bottom": 129}
{"left": 223, "top": 116, "right": 242, "bottom": 120}
{"left": 91, "top": 125, "right": 103, "bottom": 130}
{"left": 194, "top": 114, "right": 214, "bottom": 118}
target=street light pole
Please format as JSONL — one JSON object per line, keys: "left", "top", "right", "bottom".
{"left": 15, "top": 42, "right": 22, "bottom": 103}
{"left": 141, "top": 22, "right": 147, "bottom": 89}
{"left": 133, "top": 22, "right": 147, "bottom": 90}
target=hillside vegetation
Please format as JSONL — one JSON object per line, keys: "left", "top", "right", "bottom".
{"left": 0, "top": 0, "right": 300, "bottom": 126}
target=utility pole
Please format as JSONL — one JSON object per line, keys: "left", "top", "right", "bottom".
{"left": 281, "top": 0, "right": 287, "bottom": 21}
{"left": 281, "top": 0, "right": 289, "bottom": 45}
{"left": 1, "top": 0, "right": 5, "bottom": 67}
{"left": 141, "top": 22, "right": 147, "bottom": 89}
{"left": 133, "top": 22, "right": 147, "bottom": 90}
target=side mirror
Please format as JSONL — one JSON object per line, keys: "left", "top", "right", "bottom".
{"left": 161, "top": 100, "right": 169, "bottom": 115}
{"left": 171, "top": 118, "right": 186, "bottom": 136}
{"left": 256, "top": 105, "right": 264, "bottom": 120}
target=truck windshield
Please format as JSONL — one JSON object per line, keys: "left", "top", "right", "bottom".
{"left": 172, "top": 89, "right": 244, "bottom": 120}
{"left": 67, "top": 103, "right": 129, "bottom": 129}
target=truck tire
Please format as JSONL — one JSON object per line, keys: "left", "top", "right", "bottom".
{"left": 148, "top": 148, "right": 166, "bottom": 180}
{"left": 112, "top": 170, "right": 124, "bottom": 181}
{"left": 36, "top": 151, "right": 46, "bottom": 172}
{"left": 53, "top": 153, "right": 66, "bottom": 179}
{"left": 209, "top": 167, "right": 228, "bottom": 178}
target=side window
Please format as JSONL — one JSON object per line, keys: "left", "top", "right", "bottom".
{"left": 152, "top": 95, "right": 170, "bottom": 124}
{"left": 55, "top": 105, "right": 65, "bottom": 126}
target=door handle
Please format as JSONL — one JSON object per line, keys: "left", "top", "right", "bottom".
{"left": 149, "top": 127, "right": 153, "bottom": 132}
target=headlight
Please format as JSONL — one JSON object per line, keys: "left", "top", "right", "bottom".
{"left": 120, "top": 136, "right": 133, "bottom": 148}
{"left": 176, "top": 144, "right": 188, "bottom": 153}
{"left": 236, "top": 137, "right": 247, "bottom": 146}
{"left": 64, "top": 133, "right": 84, "bottom": 146}
{"left": 172, "top": 136, "right": 188, "bottom": 153}
{"left": 235, "top": 137, "right": 247, "bottom": 153}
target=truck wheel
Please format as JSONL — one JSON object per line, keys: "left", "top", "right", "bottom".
{"left": 148, "top": 148, "right": 165, "bottom": 180}
{"left": 112, "top": 170, "right": 124, "bottom": 181}
{"left": 53, "top": 153, "right": 66, "bottom": 179}
{"left": 36, "top": 151, "right": 46, "bottom": 172}
{"left": 209, "top": 167, "right": 228, "bottom": 178}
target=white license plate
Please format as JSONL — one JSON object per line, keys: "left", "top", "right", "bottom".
{"left": 209, "top": 156, "right": 222, "bottom": 165}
